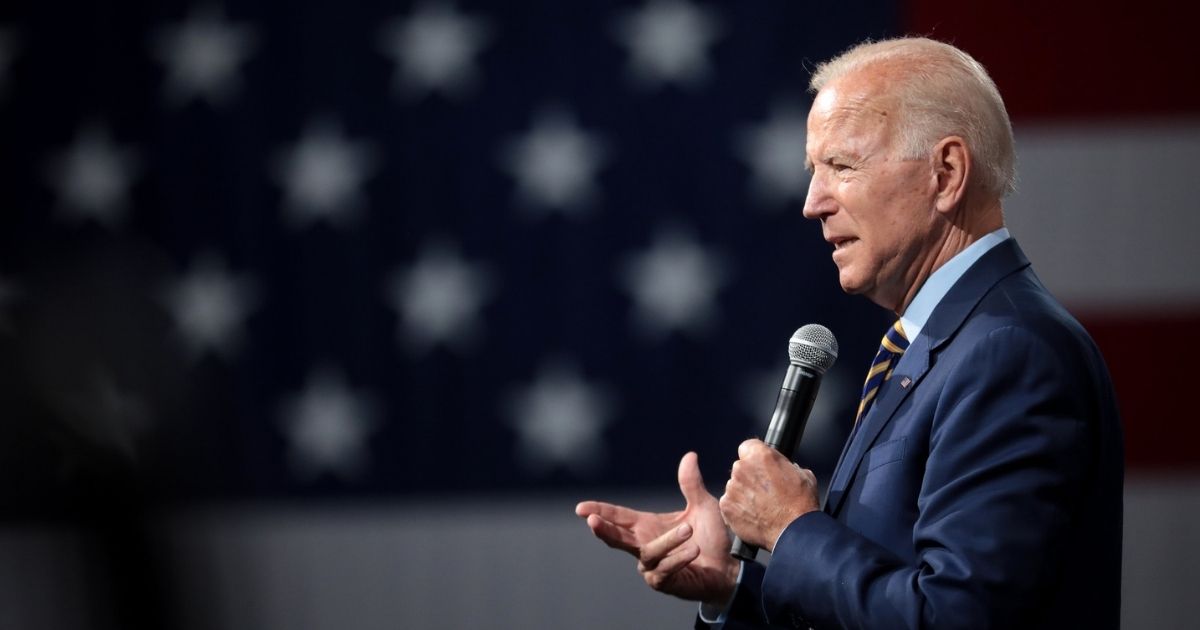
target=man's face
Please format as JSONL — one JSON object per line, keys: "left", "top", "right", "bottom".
{"left": 802, "top": 72, "right": 940, "bottom": 312}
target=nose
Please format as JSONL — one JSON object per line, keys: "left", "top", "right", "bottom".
{"left": 802, "top": 172, "right": 833, "bottom": 221}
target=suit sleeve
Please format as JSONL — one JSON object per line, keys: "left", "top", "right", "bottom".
{"left": 696, "top": 561, "right": 796, "bottom": 630}
{"left": 756, "top": 326, "right": 1097, "bottom": 629}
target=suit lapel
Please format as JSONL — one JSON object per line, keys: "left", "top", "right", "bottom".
{"left": 822, "top": 239, "right": 1033, "bottom": 518}
{"left": 824, "top": 338, "right": 930, "bottom": 516}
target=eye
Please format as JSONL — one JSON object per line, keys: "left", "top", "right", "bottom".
{"left": 821, "top": 158, "right": 851, "bottom": 173}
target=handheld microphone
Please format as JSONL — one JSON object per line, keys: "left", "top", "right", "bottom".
{"left": 730, "top": 323, "right": 838, "bottom": 561}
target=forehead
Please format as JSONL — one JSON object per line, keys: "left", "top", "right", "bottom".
{"left": 807, "top": 75, "right": 897, "bottom": 151}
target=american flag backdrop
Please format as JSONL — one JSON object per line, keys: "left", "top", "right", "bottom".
{"left": 0, "top": 1, "right": 897, "bottom": 509}
{"left": 1, "top": 1, "right": 1198, "bottom": 629}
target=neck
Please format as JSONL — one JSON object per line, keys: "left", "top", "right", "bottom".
{"left": 892, "top": 199, "right": 1004, "bottom": 315}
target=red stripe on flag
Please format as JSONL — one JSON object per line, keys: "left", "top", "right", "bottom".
{"left": 905, "top": 2, "right": 1200, "bottom": 121}
{"left": 1079, "top": 312, "right": 1200, "bottom": 470}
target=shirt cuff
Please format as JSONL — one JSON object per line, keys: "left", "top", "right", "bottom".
{"left": 696, "top": 560, "right": 744, "bottom": 626}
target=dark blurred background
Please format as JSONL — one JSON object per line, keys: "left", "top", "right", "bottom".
{"left": 0, "top": 1, "right": 1196, "bottom": 628}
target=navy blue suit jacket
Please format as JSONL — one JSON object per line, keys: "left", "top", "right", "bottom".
{"left": 703, "top": 240, "right": 1123, "bottom": 629}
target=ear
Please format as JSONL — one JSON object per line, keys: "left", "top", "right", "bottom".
{"left": 932, "top": 136, "right": 970, "bottom": 214}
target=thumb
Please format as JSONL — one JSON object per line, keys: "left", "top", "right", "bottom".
{"left": 677, "top": 451, "right": 710, "bottom": 506}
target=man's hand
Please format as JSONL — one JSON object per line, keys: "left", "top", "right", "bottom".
{"left": 719, "top": 439, "right": 820, "bottom": 551}
{"left": 576, "top": 452, "right": 741, "bottom": 606}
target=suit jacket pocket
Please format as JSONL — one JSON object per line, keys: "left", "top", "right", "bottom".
{"left": 866, "top": 437, "right": 907, "bottom": 471}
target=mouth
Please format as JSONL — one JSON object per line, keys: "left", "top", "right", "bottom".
{"left": 828, "top": 236, "right": 858, "bottom": 251}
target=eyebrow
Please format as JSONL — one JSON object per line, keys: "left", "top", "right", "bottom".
{"left": 805, "top": 151, "right": 859, "bottom": 173}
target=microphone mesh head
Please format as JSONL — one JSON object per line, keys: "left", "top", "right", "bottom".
{"left": 788, "top": 324, "right": 838, "bottom": 373}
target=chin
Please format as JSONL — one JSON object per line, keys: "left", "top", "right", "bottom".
{"left": 835, "top": 269, "right": 860, "bottom": 293}
{"left": 838, "top": 279, "right": 865, "bottom": 296}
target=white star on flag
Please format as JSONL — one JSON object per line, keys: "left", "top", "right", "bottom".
{"left": 272, "top": 119, "right": 379, "bottom": 228}
{"left": 386, "top": 241, "right": 493, "bottom": 353}
{"left": 614, "top": 0, "right": 722, "bottom": 88}
{"left": 620, "top": 227, "right": 729, "bottom": 337}
{"left": 280, "top": 368, "right": 378, "bottom": 481}
{"left": 500, "top": 109, "right": 608, "bottom": 215}
{"left": 46, "top": 124, "right": 140, "bottom": 226}
{"left": 151, "top": 5, "right": 257, "bottom": 107}
{"left": 379, "top": 2, "right": 492, "bottom": 99}
{"left": 508, "top": 362, "right": 613, "bottom": 476}
{"left": 735, "top": 103, "right": 811, "bottom": 206}
{"left": 163, "top": 254, "right": 257, "bottom": 360}
{"left": 0, "top": 27, "right": 18, "bottom": 96}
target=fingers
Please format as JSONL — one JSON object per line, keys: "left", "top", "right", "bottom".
{"left": 717, "top": 482, "right": 738, "bottom": 527}
{"left": 575, "top": 500, "right": 641, "bottom": 528}
{"left": 640, "top": 543, "right": 701, "bottom": 592}
{"left": 721, "top": 443, "right": 822, "bottom": 550}
{"left": 737, "top": 438, "right": 768, "bottom": 460}
{"left": 583, "top": 513, "right": 640, "bottom": 554}
{"left": 677, "top": 452, "right": 710, "bottom": 506}
{"left": 637, "top": 523, "right": 699, "bottom": 592}
{"left": 798, "top": 466, "right": 817, "bottom": 485}
{"left": 638, "top": 523, "right": 693, "bottom": 571}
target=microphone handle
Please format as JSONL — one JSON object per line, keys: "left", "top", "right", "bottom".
{"left": 729, "top": 535, "right": 760, "bottom": 561}
{"left": 730, "top": 367, "right": 821, "bottom": 561}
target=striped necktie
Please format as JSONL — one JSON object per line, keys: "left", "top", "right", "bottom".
{"left": 855, "top": 320, "right": 910, "bottom": 425}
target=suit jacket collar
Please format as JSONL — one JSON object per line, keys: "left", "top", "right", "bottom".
{"left": 823, "top": 239, "right": 1033, "bottom": 517}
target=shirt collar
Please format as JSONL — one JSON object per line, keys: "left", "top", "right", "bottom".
{"left": 899, "top": 227, "right": 1010, "bottom": 342}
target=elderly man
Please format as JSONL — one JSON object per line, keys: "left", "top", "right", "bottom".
{"left": 576, "top": 37, "right": 1123, "bottom": 629}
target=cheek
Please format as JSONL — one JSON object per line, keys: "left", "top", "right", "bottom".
{"left": 838, "top": 187, "right": 884, "bottom": 244}
{"left": 860, "top": 181, "right": 929, "bottom": 248}
{"left": 887, "top": 167, "right": 937, "bottom": 213}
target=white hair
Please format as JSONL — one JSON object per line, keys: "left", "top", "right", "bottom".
{"left": 810, "top": 37, "right": 1017, "bottom": 198}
